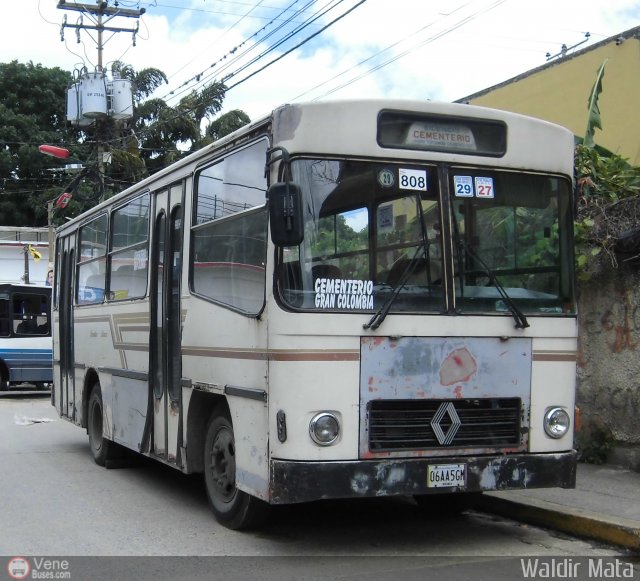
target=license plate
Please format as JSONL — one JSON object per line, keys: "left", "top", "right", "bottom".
{"left": 427, "top": 463, "right": 466, "bottom": 488}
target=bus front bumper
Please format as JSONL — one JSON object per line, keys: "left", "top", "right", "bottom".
{"left": 270, "top": 450, "right": 576, "bottom": 504}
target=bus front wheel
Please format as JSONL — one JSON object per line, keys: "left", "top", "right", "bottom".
{"left": 203, "top": 412, "right": 270, "bottom": 530}
{"left": 87, "top": 384, "right": 116, "bottom": 466}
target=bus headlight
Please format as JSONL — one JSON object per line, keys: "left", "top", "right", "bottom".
{"left": 543, "top": 407, "right": 570, "bottom": 439}
{"left": 309, "top": 412, "right": 340, "bottom": 446}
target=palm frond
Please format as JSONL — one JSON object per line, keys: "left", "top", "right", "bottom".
{"left": 583, "top": 60, "right": 607, "bottom": 148}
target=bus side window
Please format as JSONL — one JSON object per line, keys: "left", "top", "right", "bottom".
{"left": 79, "top": 274, "right": 106, "bottom": 305}
{"left": 110, "top": 264, "right": 147, "bottom": 300}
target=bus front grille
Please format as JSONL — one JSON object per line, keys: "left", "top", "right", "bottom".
{"left": 367, "top": 398, "right": 522, "bottom": 451}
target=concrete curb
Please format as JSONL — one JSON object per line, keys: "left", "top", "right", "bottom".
{"left": 474, "top": 494, "right": 640, "bottom": 552}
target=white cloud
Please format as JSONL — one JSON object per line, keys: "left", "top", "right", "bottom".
{"left": 1, "top": 0, "right": 638, "bottom": 120}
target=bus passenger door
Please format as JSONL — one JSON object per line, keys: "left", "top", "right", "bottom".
{"left": 150, "top": 187, "right": 183, "bottom": 465}
{"left": 57, "top": 234, "right": 76, "bottom": 420}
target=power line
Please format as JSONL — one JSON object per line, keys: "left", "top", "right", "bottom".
{"left": 177, "top": 0, "right": 334, "bottom": 101}
{"left": 112, "top": 0, "right": 368, "bottom": 145}
{"left": 146, "top": 0, "right": 339, "bottom": 103}
{"left": 165, "top": 0, "right": 353, "bottom": 100}
{"left": 219, "top": 0, "right": 343, "bottom": 82}
{"left": 306, "top": 0, "right": 508, "bottom": 101}
{"left": 288, "top": 1, "right": 476, "bottom": 102}
{"left": 226, "top": 0, "right": 366, "bottom": 91}
{"left": 142, "top": 0, "right": 314, "bottom": 21}
{"left": 162, "top": 0, "right": 270, "bottom": 85}
{"left": 159, "top": 0, "right": 321, "bottom": 105}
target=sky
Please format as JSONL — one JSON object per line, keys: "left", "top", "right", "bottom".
{"left": 1, "top": 0, "right": 639, "bottom": 122}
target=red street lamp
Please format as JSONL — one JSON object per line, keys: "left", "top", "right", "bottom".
{"left": 39, "top": 143, "right": 75, "bottom": 261}
{"left": 55, "top": 192, "right": 73, "bottom": 209}
{"left": 38, "top": 144, "right": 71, "bottom": 159}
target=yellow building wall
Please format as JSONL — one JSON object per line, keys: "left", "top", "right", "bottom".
{"left": 464, "top": 35, "right": 640, "bottom": 165}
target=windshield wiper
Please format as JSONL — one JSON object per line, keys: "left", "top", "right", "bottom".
{"left": 363, "top": 245, "right": 425, "bottom": 330}
{"left": 459, "top": 240, "right": 530, "bottom": 329}
{"left": 449, "top": 190, "right": 528, "bottom": 329}
{"left": 364, "top": 196, "right": 433, "bottom": 331}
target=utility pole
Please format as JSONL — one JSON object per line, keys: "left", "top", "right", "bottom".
{"left": 47, "top": 200, "right": 54, "bottom": 265}
{"left": 23, "top": 246, "right": 30, "bottom": 285}
{"left": 58, "top": 0, "right": 146, "bottom": 69}
{"left": 57, "top": 1, "right": 145, "bottom": 198}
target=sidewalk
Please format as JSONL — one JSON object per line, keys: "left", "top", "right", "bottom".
{"left": 474, "top": 462, "right": 640, "bottom": 552}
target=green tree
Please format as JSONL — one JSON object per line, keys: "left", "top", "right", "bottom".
{"left": 0, "top": 61, "right": 77, "bottom": 227}
{"left": 112, "top": 61, "right": 168, "bottom": 103}
{"left": 113, "top": 61, "right": 249, "bottom": 174}
{"left": 0, "top": 59, "right": 252, "bottom": 227}
{"left": 206, "top": 109, "right": 251, "bottom": 142}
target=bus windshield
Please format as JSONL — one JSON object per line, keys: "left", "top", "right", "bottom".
{"left": 278, "top": 159, "right": 443, "bottom": 313}
{"left": 277, "top": 158, "right": 575, "bottom": 317}
{"left": 450, "top": 169, "right": 575, "bottom": 316}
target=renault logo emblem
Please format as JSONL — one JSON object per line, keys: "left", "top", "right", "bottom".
{"left": 431, "top": 402, "right": 461, "bottom": 446}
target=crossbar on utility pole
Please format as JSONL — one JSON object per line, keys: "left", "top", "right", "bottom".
{"left": 57, "top": 1, "right": 146, "bottom": 20}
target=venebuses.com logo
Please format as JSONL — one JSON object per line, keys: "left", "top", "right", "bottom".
{"left": 6, "top": 557, "right": 71, "bottom": 580}
{"left": 7, "top": 557, "right": 30, "bottom": 580}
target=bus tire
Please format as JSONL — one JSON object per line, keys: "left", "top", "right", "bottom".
{"left": 87, "top": 384, "right": 116, "bottom": 467}
{"left": 203, "top": 412, "right": 270, "bottom": 530}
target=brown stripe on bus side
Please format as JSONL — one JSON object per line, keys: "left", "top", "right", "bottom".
{"left": 181, "top": 347, "right": 360, "bottom": 362}
{"left": 532, "top": 351, "right": 578, "bottom": 362}
{"left": 269, "top": 350, "right": 360, "bottom": 361}
{"left": 182, "top": 348, "right": 269, "bottom": 360}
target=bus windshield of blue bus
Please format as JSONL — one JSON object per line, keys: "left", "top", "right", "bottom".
{"left": 0, "top": 290, "right": 51, "bottom": 336}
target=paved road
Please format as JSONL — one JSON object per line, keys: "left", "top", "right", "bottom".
{"left": 0, "top": 395, "right": 633, "bottom": 580}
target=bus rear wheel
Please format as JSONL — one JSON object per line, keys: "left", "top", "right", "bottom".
{"left": 203, "top": 412, "right": 270, "bottom": 530}
{"left": 87, "top": 384, "right": 116, "bottom": 466}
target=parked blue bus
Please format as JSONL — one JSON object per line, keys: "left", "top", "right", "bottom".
{"left": 0, "top": 283, "right": 52, "bottom": 390}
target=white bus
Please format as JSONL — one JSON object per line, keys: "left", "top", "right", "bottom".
{"left": 0, "top": 283, "right": 52, "bottom": 390}
{"left": 52, "top": 99, "right": 578, "bottom": 529}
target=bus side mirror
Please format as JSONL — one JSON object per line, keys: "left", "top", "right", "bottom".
{"left": 268, "top": 182, "right": 304, "bottom": 247}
